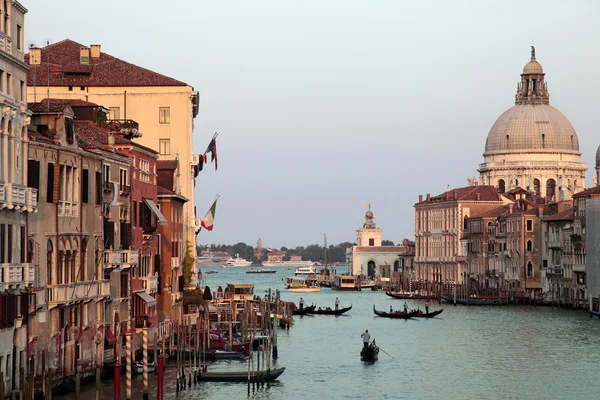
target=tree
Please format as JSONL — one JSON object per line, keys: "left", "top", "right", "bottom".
{"left": 182, "top": 241, "right": 195, "bottom": 286}
{"left": 381, "top": 240, "right": 395, "bottom": 246}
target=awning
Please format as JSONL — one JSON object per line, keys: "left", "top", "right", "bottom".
{"left": 105, "top": 328, "right": 117, "bottom": 345}
{"left": 136, "top": 291, "right": 157, "bottom": 307}
{"left": 144, "top": 198, "right": 167, "bottom": 225}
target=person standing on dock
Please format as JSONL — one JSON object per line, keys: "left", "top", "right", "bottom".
{"left": 335, "top": 297, "right": 340, "bottom": 310}
{"left": 299, "top": 298, "right": 305, "bottom": 310}
{"left": 361, "top": 330, "right": 371, "bottom": 348}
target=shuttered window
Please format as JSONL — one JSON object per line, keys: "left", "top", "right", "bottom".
{"left": 46, "top": 163, "right": 55, "bottom": 203}
{"left": 95, "top": 171, "right": 102, "bottom": 205}
{"left": 27, "top": 160, "right": 40, "bottom": 201}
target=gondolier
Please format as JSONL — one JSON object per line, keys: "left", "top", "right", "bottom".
{"left": 403, "top": 301, "right": 408, "bottom": 313}
{"left": 361, "top": 330, "right": 370, "bottom": 348}
{"left": 335, "top": 297, "right": 340, "bottom": 310}
{"left": 299, "top": 298, "right": 305, "bottom": 310}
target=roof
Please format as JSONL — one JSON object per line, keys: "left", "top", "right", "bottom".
{"left": 573, "top": 186, "right": 600, "bottom": 198}
{"left": 419, "top": 185, "right": 502, "bottom": 205}
{"left": 544, "top": 208, "right": 574, "bottom": 222}
{"left": 474, "top": 205, "right": 511, "bottom": 219}
{"left": 28, "top": 100, "right": 74, "bottom": 114}
{"left": 157, "top": 186, "right": 173, "bottom": 195}
{"left": 157, "top": 159, "right": 178, "bottom": 170}
{"left": 75, "top": 121, "right": 131, "bottom": 145}
{"left": 26, "top": 39, "right": 188, "bottom": 87}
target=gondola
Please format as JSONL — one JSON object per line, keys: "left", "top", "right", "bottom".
{"left": 198, "top": 366, "right": 286, "bottom": 382}
{"left": 415, "top": 309, "right": 443, "bottom": 318}
{"left": 292, "top": 305, "right": 316, "bottom": 315}
{"left": 307, "top": 305, "right": 352, "bottom": 315}
{"left": 441, "top": 295, "right": 510, "bottom": 306}
{"left": 360, "top": 341, "right": 379, "bottom": 362}
{"left": 373, "top": 305, "right": 418, "bottom": 319}
{"left": 204, "top": 350, "right": 245, "bottom": 360}
{"left": 385, "top": 291, "right": 428, "bottom": 300}
{"left": 588, "top": 309, "right": 600, "bottom": 319}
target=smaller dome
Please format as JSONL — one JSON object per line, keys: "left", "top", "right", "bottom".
{"left": 523, "top": 60, "right": 543, "bottom": 75}
{"left": 365, "top": 210, "right": 374, "bottom": 220}
{"left": 596, "top": 145, "right": 600, "bottom": 169}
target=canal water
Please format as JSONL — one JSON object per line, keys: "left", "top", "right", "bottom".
{"left": 57, "top": 266, "right": 600, "bottom": 399}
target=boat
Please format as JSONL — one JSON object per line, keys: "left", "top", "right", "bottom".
{"left": 415, "top": 309, "right": 443, "bottom": 318}
{"left": 385, "top": 291, "right": 429, "bottom": 300}
{"left": 440, "top": 295, "right": 510, "bottom": 306}
{"left": 588, "top": 309, "right": 600, "bottom": 319}
{"left": 205, "top": 270, "right": 219, "bottom": 274}
{"left": 286, "top": 276, "right": 321, "bottom": 292}
{"left": 246, "top": 268, "right": 276, "bottom": 274}
{"left": 198, "top": 366, "right": 286, "bottom": 382}
{"left": 332, "top": 275, "right": 357, "bottom": 291}
{"left": 373, "top": 306, "right": 419, "bottom": 319}
{"left": 308, "top": 305, "right": 352, "bottom": 315}
{"left": 222, "top": 254, "right": 253, "bottom": 267}
{"left": 133, "top": 362, "right": 156, "bottom": 374}
{"left": 205, "top": 350, "right": 245, "bottom": 360}
{"left": 292, "top": 304, "right": 316, "bottom": 315}
{"left": 294, "top": 265, "right": 317, "bottom": 276}
{"left": 360, "top": 341, "right": 379, "bottom": 362}
{"left": 262, "top": 260, "right": 316, "bottom": 267}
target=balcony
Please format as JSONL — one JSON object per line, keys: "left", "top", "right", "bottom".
{"left": 142, "top": 275, "right": 158, "bottom": 294}
{"left": 171, "top": 257, "right": 181, "bottom": 269}
{"left": 0, "top": 31, "right": 12, "bottom": 54}
{"left": 548, "top": 240, "right": 562, "bottom": 249}
{"left": 46, "top": 281, "right": 103, "bottom": 306}
{"left": 547, "top": 267, "right": 564, "bottom": 276}
{"left": 0, "top": 183, "right": 27, "bottom": 211}
{"left": 104, "top": 249, "right": 139, "bottom": 269}
{"left": 58, "top": 200, "right": 78, "bottom": 216}
{"left": 26, "top": 188, "right": 38, "bottom": 212}
{"left": 134, "top": 315, "right": 150, "bottom": 329}
{"left": 119, "top": 185, "right": 131, "bottom": 196}
{"left": 103, "top": 181, "right": 113, "bottom": 193}
{"left": 0, "top": 264, "right": 37, "bottom": 290}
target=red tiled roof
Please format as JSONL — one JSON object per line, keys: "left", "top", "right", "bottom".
{"left": 75, "top": 121, "right": 132, "bottom": 145}
{"left": 474, "top": 205, "right": 511, "bottom": 219}
{"left": 26, "top": 39, "right": 188, "bottom": 87}
{"left": 157, "top": 160, "right": 178, "bottom": 170}
{"left": 423, "top": 185, "right": 501, "bottom": 204}
{"left": 544, "top": 208, "right": 574, "bottom": 222}
{"left": 157, "top": 186, "right": 173, "bottom": 195}
{"left": 28, "top": 100, "right": 74, "bottom": 114}
{"left": 573, "top": 186, "right": 600, "bottom": 197}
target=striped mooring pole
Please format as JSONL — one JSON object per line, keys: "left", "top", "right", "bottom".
{"left": 126, "top": 333, "right": 132, "bottom": 400}
{"left": 143, "top": 327, "right": 149, "bottom": 400}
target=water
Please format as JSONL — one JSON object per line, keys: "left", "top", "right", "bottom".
{"left": 57, "top": 267, "right": 600, "bottom": 399}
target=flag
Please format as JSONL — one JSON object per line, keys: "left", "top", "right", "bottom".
{"left": 204, "top": 138, "right": 218, "bottom": 171}
{"left": 201, "top": 198, "right": 219, "bottom": 231}
{"left": 49, "top": 65, "right": 63, "bottom": 73}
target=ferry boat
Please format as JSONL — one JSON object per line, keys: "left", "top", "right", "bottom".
{"left": 286, "top": 276, "right": 321, "bottom": 292}
{"left": 222, "top": 254, "right": 253, "bottom": 268}
{"left": 332, "top": 275, "right": 357, "bottom": 291}
{"left": 262, "top": 260, "right": 316, "bottom": 267}
{"left": 294, "top": 265, "right": 317, "bottom": 276}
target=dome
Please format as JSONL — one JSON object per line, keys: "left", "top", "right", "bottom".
{"left": 365, "top": 210, "right": 374, "bottom": 220}
{"left": 596, "top": 145, "right": 600, "bottom": 169}
{"left": 523, "top": 60, "right": 543, "bottom": 74}
{"left": 484, "top": 104, "right": 580, "bottom": 155}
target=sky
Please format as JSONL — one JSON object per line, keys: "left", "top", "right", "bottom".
{"left": 26, "top": 0, "right": 600, "bottom": 249}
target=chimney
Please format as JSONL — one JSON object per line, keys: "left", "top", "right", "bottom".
{"left": 29, "top": 47, "right": 41, "bottom": 65}
{"left": 476, "top": 193, "right": 480, "bottom": 201}
{"left": 418, "top": 195, "right": 423, "bottom": 203}
{"left": 426, "top": 193, "right": 431, "bottom": 202}
{"left": 90, "top": 44, "right": 101, "bottom": 58}
{"left": 80, "top": 47, "right": 90, "bottom": 65}
{"left": 107, "top": 132, "right": 115, "bottom": 150}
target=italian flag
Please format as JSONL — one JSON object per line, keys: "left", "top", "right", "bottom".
{"left": 201, "top": 198, "right": 219, "bottom": 231}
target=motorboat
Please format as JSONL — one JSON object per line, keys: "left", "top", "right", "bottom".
{"left": 286, "top": 276, "right": 321, "bottom": 292}
{"left": 294, "top": 265, "right": 317, "bottom": 276}
{"left": 222, "top": 254, "right": 253, "bottom": 267}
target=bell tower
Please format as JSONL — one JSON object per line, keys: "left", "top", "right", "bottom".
{"left": 515, "top": 46, "right": 549, "bottom": 105}
{"left": 355, "top": 205, "right": 382, "bottom": 247}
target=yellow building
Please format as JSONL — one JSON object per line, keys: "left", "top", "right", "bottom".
{"left": 26, "top": 40, "right": 201, "bottom": 259}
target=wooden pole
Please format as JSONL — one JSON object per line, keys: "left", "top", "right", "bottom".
{"left": 0, "top": 371, "right": 4, "bottom": 400}
{"left": 29, "top": 356, "right": 34, "bottom": 400}
{"left": 125, "top": 333, "right": 132, "bottom": 400}
{"left": 41, "top": 351, "right": 45, "bottom": 398}
{"left": 142, "top": 327, "right": 148, "bottom": 400}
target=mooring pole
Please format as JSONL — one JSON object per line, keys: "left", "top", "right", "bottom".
{"left": 157, "top": 355, "right": 164, "bottom": 400}
{"left": 113, "top": 362, "right": 121, "bottom": 400}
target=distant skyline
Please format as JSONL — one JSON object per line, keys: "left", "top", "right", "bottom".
{"left": 26, "top": 0, "right": 600, "bottom": 248}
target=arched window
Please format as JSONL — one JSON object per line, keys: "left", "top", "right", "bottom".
{"left": 527, "top": 261, "right": 533, "bottom": 277}
{"left": 367, "top": 260, "right": 376, "bottom": 278}
{"left": 71, "top": 239, "right": 78, "bottom": 282}
{"left": 81, "top": 239, "right": 88, "bottom": 281}
{"left": 533, "top": 179, "right": 541, "bottom": 196}
{"left": 527, "top": 240, "right": 532, "bottom": 252}
{"left": 46, "top": 240, "right": 54, "bottom": 285}
{"left": 463, "top": 216, "right": 469, "bottom": 230}
{"left": 546, "top": 179, "right": 556, "bottom": 200}
{"left": 498, "top": 179, "right": 505, "bottom": 193}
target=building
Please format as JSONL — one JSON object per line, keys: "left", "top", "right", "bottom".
{"left": 414, "top": 185, "right": 506, "bottom": 285}
{"left": 478, "top": 47, "right": 586, "bottom": 200}
{"left": 157, "top": 160, "right": 188, "bottom": 324}
{"left": 585, "top": 198, "right": 600, "bottom": 309}
{"left": 25, "top": 40, "right": 201, "bottom": 267}
{"left": 0, "top": 0, "right": 34, "bottom": 392}
{"left": 346, "top": 208, "right": 412, "bottom": 279}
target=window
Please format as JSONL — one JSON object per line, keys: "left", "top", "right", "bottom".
{"left": 16, "top": 24, "right": 22, "bottom": 51}
{"left": 20, "top": 226, "right": 25, "bottom": 263}
{"left": 7, "top": 224, "right": 12, "bottom": 262}
{"left": 108, "top": 107, "right": 120, "bottom": 120}
{"left": 0, "top": 224, "right": 4, "bottom": 263}
{"left": 58, "top": 165, "right": 79, "bottom": 216}
{"left": 95, "top": 171, "right": 102, "bottom": 205}
{"left": 526, "top": 220, "right": 533, "bottom": 231}
{"left": 527, "top": 240, "right": 532, "bottom": 252}
{"left": 103, "top": 164, "right": 110, "bottom": 184}
{"left": 6, "top": 72, "right": 11, "bottom": 96}
{"left": 119, "top": 168, "right": 128, "bottom": 190}
{"left": 159, "top": 107, "right": 170, "bottom": 124}
{"left": 368, "top": 238, "right": 374, "bottom": 246}
{"left": 527, "top": 261, "right": 533, "bottom": 277}
{"left": 133, "top": 200, "right": 137, "bottom": 227}
{"left": 82, "top": 169, "right": 89, "bottom": 203}
{"left": 27, "top": 160, "right": 40, "bottom": 201}
{"left": 46, "top": 163, "right": 56, "bottom": 203}
{"left": 159, "top": 139, "right": 170, "bottom": 155}
{"left": 139, "top": 159, "right": 150, "bottom": 182}
{"left": 65, "top": 117, "right": 74, "bottom": 144}
{"left": 19, "top": 80, "right": 24, "bottom": 101}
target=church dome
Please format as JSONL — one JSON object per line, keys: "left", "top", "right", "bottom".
{"left": 484, "top": 47, "right": 580, "bottom": 156}
{"left": 596, "top": 145, "right": 600, "bottom": 169}
{"left": 484, "top": 104, "right": 580, "bottom": 155}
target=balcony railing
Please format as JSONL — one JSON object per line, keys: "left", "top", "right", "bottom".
{"left": 58, "top": 200, "right": 78, "bottom": 216}
{"left": 547, "top": 267, "right": 564, "bottom": 276}
{"left": 46, "top": 281, "right": 103, "bottom": 306}
{"left": 26, "top": 188, "right": 38, "bottom": 212}
{"left": 171, "top": 257, "right": 180, "bottom": 269}
{"left": 119, "top": 185, "right": 131, "bottom": 196}
{"left": 104, "top": 249, "right": 139, "bottom": 268}
{"left": 0, "top": 31, "right": 12, "bottom": 54}
{"left": 0, "top": 182, "right": 28, "bottom": 211}
{"left": 0, "top": 264, "right": 37, "bottom": 289}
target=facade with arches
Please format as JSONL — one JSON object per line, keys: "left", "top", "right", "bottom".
{"left": 478, "top": 47, "right": 586, "bottom": 201}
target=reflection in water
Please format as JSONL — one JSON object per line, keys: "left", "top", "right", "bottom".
{"left": 54, "top": 268, "right": 600, "bottom": 399}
